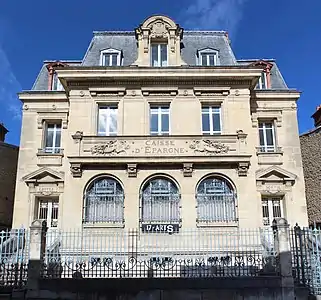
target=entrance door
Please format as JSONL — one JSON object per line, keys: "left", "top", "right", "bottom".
{"left": 38, "top": 198, "right": 59, "bottom": 229}
{"left": 261, "top": 197, "right": 283, "bottom": 253}
{"left": 38, "top": 198, "right": 59, "bottom": 250}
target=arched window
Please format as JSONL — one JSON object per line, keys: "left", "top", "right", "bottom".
{"left": 196, "top": 176, "right": 236, "bottom": 223}
{"left": 141, "top": 177, "right": 180, "bottom": 223}
{"left": 84, "top": 177, "right": 124, "bottom": 224}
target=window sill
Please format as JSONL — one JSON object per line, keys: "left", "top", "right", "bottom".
{"left": 37, "top": 149, "right": 64, "bottom": 166}
{"left": 196, "top": 222, "right": 238, "bottom": 228}
{"left": 256, "top": 149, "right": 283, "bottom": 165}
{"left": 83, "top": 223, "right": 125, "bottom": 229}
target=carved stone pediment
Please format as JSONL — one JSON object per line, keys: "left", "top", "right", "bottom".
{"left": 256, "top": 166, "right": 296, "bottom": 186}
{"left": 23, "top": 167, "right": 64, "bottom": 185}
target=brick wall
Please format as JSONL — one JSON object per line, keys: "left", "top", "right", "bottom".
{"left": 0, "top": 142, "right": 19, "bottom": 228}
{"left": 300, "top": 127, "right": 321, "bottom": 224}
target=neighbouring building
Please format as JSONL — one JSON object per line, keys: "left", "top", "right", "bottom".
{"left": 13, "top": 15, "right": 308, "bottom": 232}
{"left": 300, "top": 105, "right": 321, "bottom": 226}
{"left": 0, "top": 124, "right": 19, "bottom": 229}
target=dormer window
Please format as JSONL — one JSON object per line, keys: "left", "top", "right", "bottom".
{"left": 151, "top": 43, "right": 168, "bottom": 67}
{"left": 100, "top": 49, "right": 122, "bottom": 66}
{"left": 249, "top": 60, "right": 273, "bottom": 89}
{"left": 198, "top": 49, "right": 218, "bottom": 66}
{"left": 52, "top": 72, "right": 64, "bottom": 91}
{"left": 258, "top": 72, "right": 268, "bottom": 89}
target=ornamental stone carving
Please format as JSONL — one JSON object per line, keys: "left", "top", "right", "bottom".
{"left": 91, "top": 141, "right": 130, "bottom": 155}
{"left": 150, "top": 21, "right": 169, "bottom": 39}
{"left": 70, "top": 163, "right": 82, "bottom": 178}
{"left": 189, "top": 140, "right": 230, "bottom": 155}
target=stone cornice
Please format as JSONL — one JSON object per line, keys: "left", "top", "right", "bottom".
{"left": 252, "top": 90, "right": 301, "bottom": 100}
{"left": 18, "top": 91, "right": 68, "bottom": 102}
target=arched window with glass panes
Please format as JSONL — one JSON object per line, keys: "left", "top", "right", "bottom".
{"left": 83, "top": 176, "right": 124, "bottom": 224}
{"left": 196, "top": 176, "right": 237, "bottom": 223}
{"left": 140, "top": 177, "right": 180, "bottom": 223}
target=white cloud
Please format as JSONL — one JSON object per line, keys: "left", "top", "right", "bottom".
{"left": 180, "top": 0, "right": 248, "bottom": 38}
{"left": 0, "top": 46, "right": 22, "bottom": 120}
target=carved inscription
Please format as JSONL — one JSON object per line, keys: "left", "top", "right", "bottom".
{"left": 134, "top": 140, "right": 187, "bottom": 155}
{"left": 85, "top": 139, "right": 235, "bottom": 157}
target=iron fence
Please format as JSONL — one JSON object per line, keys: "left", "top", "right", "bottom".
{"left": 290, "top": 226, "right": 321, "bottom": 295}
{"left": 0, "top": 228, "right": 29, "bottom": 288}
{"left": 41, "top": 228, "right": 278, "bottom": 279}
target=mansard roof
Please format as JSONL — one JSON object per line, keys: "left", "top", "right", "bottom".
{"left": 30, "top": 16, "right": 288, "bottom": 91}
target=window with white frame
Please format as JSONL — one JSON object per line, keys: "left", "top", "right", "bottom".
{"left": 150, "top": 106, "right": 170, "bottom": 135}
{"left": 258, "top": 72, "right": 267, "bottom": 89}
{"left": 141, "top": 177, "right": 180, "bottom": 223}
{"left": 261, "top": 197, "right": 283, "bottom": 226}
{"left": 202, "top": 106, "right": 221, "bottom": 135}
{"left": 84, "top": 177, "right": 124, "bottom": 224}
{"left": 44, "top": 122, "right": 62, "bottom": 154}
{"left": 151, "top": 43, "right": 168, "bottom": 67}
{"left": 52, "top": 72, "right": 64, "bottom": 91}
{"left": 100, "top": 49, "right": 122, "bottom": 66}
{"left": 258, "top": 121, "right": 276, "bottom": 152}
{"left": 199, "top": 51, "right": 217, "bottom": 66}
{"left": 37, "top": 198, "right": 59, "bottom": 228}
{"left": 196, "top": 177, "right": 237, "bottom": 223}
{"left": 98, "top": 106, "right": 118, "bottom": 136}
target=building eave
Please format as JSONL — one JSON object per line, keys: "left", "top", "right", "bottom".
{"left": 55, "top": 66, "right": 263, "bottom": 90}
{"left": 252, "top": 90, "right": 301, "bottom": 100}
{"left": 18, "top": 91, "right": 68, "bottom": 102}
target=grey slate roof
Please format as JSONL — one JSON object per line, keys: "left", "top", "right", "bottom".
{"left": 32, "top": 31, "right": 286, "bottom": 90}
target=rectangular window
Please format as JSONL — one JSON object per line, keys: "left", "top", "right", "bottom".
{"left": 150, "top": 106, "right": 170, "bottom": 135}
{"left": 98, "top": 106, "right": 118, "bottom": 136}
{"left": 44, "top": 123, "right": 61, "bottom": 154}
{"left": 37, "top": 198, "right": 59, "bottom": 228}
{"left": 200, "top": 53, "right": 217, "bottom": 66}
{"left": 151, "top": 44, "right": 168, "bottom": 67}
{"left": 258, "top": 121, "right": 276, "bottom": 152}
{"left": 102, "top": 53, "right": 120, "bottom": 66}
{"left": 258, "top": 72, "right": 267, "bottom": 89}
{"left": 262, "top": 197, "right": 283, "bottom": 226}
{"left": 202, "top": 106, "right": 221, "bottom": 135}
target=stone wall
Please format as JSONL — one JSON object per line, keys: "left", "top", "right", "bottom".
{"left": 0, "top": 141, "right": 19, "bottom": 228}
{"left": 300, "top": 127, "right": 321, "bottom": 224}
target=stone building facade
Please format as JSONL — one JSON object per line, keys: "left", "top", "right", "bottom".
{"left": 0, "top": 124, "right": 19, "bottom": 229}
{"left": 300, "top": 106, "right": 321, "bottom": 225}
{"left": 12, "top": 15, "right": 308, "bottom": 231}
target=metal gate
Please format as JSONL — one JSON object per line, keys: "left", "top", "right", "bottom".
{"left": 0, "top": 228, "right": 29, "bottom": 288}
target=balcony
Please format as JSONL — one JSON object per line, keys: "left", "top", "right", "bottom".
{"left": 256, "top": 146, "right": 283, "bottom": 165}
{"left": 68, "top": 131, "right": 251, "bottom": 177}
{"left": 37, "top": 148, "right": 64, "bottom": 167}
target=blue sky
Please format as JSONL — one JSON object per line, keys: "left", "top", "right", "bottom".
{"left": 0, "top": 0, "right": 320, "bottom": 145}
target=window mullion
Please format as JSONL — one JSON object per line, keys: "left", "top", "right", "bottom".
{"left": 209, "top": 107, "right": 213, "bottom": 134}
{"left": 158, "top": 107, "right": 162, "bottom": 135}
{"left": 106, "top": 108, "right": 110, "bottom": 136}
{"left": 263, "top": 123, "right": 268, "bottom": 152}
{"left": 52, "top": 124, "right": 57, "bottom": 153}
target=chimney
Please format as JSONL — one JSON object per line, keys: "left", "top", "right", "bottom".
{"left": 0, "top": 124, "right": 8, "bottom": 142}
{"left": 312, "top": 105, "right": 321, "bottom": 128}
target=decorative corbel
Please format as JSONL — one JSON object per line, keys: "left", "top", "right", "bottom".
{"left": 183, "top": 163, "right": 193, "bottom": 177}
{"left": 251, "top": 113, "right": 258, "bottom": 128}
{"left": 237, "top": 162, "right": 250, "bottom": 177}
{"left": 127, "top": 164, "right": 138, "bottom": 178}
{"left": 70, "top": 163, "right": 82, "bottom": 178}
{"left": 276, "top": 115, "right": 282, "bottom": 127}
{"left": 72, "top": 131, "right": 83, "bottom": 143}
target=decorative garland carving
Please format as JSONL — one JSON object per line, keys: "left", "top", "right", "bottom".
{"left": 189, "top": 140, "right": 230, "bottom": 155}
{"left": 91, "top": 141, "right": 130, "bottom": 155}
